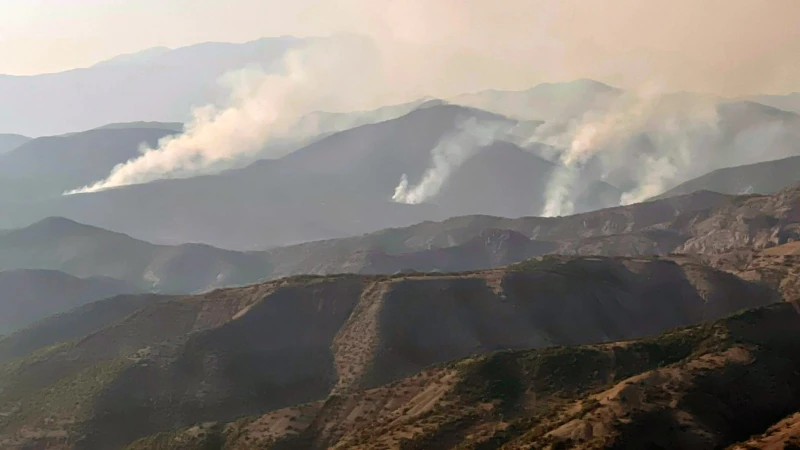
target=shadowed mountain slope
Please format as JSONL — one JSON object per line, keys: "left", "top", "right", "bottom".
{"left": 654, "top": 154, "right": 800, "bottom": 200}
{"left": 0, "top": 293, "right": 172, "bottom": 362}
{"left": 0, "top": 217, "right": 270, "bottom": 293}
{"left": 0, "top": 134, "right": 29, "bottom": 154}
{"left": 0, "top": 127, "right": 177, "bottom": 202}
{"left": 13, "top": 104, "right": 559, "bottom": 249}
{"left": 3, "top": 183, "right": 797, "bottom": 290}
{"left": 0, "top": 255, "right": 780, "bottom": 448}
{"left": 0, "top": 37, "right": 307, "bottom": 136}
{"left": 0, "top": 269, "right": 139, "bottom": 335}
{"left": 156, "top": 300, "right": 800, "bottom": 450}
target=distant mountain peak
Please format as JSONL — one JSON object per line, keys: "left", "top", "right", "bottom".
{"left": 534, "top": 78, "right": 618, "bottom": 92}
{"left": 92, "top": 46, "right": 172, "bottom": 67}
{"left": 24, "top": 216, "right": 97, "bottom": 233}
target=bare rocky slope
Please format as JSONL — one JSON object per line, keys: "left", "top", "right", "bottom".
{"left": 0, "top": 254, "right": 781, "bottom": 449}
{"left": 121, "top": 243, "right": 800, "bottom": 450}
{"left": 130, "top": 300, "right": 800, "bottom": 450}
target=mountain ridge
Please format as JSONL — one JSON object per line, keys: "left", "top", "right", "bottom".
{"left": 0, "top": 253, "right": 781, "bottom": 448}
{"left": 0, "top": 268, "right": 139, "bottom": 335}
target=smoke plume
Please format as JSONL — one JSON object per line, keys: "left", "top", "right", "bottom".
{"left": 534, "top": 87, "right": 721, "bottom": 216}
{"left": 391, "top": 118, "right": 510, "bottom": 204}
{"left": 65, "top": 36, "right": 386, "bottom": 194}
{"left": 62, "top": 1, "right": 800, "bottom": 196}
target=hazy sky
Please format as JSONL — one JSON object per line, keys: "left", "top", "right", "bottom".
{"left": 2, "top": 0, "right": 800, "bottom": 95}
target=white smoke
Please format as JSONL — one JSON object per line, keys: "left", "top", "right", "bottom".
{"left": 540, "top": 166, "right": 577, "bottom": 217}
{"left": 535, "top": 89, "right": 660, "bottom": 216}
{"left": 65, "top": 36, "right": 386, "bottom": 195}
{"left": 533, "top": 86, "right": 721, "bottom": 216}
{"left": 391, "top": 117, "right": 509, "bottom": 204}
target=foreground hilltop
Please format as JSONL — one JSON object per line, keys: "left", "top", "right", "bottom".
{"left": 131, "top": 300, "right": 800, "bottom": 449}
{"left": 0, "top": 254, "right": 780, "bottom": 449}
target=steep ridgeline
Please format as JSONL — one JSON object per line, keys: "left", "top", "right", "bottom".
{"left": 0, "top": 126, "right": 177, "bottom": 203}
{"left": 0, "top": 134, "right": 29, "bottom": 155}
{"left": 653, "top": 154, "right": 800, "bottom": 200}
{"left": 0, "top": 294, "right": 172, "bottom": 362}
{"left": 0, "top": 217, "right": 270, "bottom": 293}
{"left": 0, "top": 255, "right": 779, "bottom": 449}
{"left": 263, "top": 189, "right": 732, "bottom": 277}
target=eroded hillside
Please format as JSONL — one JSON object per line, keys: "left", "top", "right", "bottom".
{"left": 126, "top": 301, "right": 800, "bottom": 450}
{"left": 0, "top": 255, "right": 780, "bottom": 449}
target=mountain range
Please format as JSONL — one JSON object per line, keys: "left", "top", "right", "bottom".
{"left": 3, "top": 37, "right": 800, "bottom": 450}
{"left": 0, "top": 181, "right": 797, "bottom": 339}
{"left": 0, "top": 37, "right": 306, "bottom": 136}
{"left": 653, "top": 154, "right": 800, "bottom": 199}
{"left": 0, "top": 250, "right": 783, "bottom": 448}
{"left": 0, "top": 96, "right": 798, "bottom": 250}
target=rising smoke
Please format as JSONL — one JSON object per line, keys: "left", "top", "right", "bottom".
{"left": 65, "top": 35, "right": 387, "bottom": 194}
{"left": 392, "top": 117, "right": 510, "bottom": 204}
{"left": 63, "top": 1, "right": 800, "bottom": 203}
{"left": 531, "top": 87, "right": 721, "bottom": 216}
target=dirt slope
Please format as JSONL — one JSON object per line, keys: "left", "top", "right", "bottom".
{"left": 0, "top": 255, "right": 779, "bottom": 449}
{"left": 127, "top": 301, "right": 800, "bottom": 450}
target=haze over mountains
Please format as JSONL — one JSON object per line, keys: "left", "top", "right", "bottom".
{"left": 0, "top": 37, "right": 306, "bottom": 137}
{"left": 0, "top": 88, "right": 799, "bottom": 248}
{"left": 3, "top": 29, "right": 800, "bottom": 450}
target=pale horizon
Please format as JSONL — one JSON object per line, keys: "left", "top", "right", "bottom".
{"left": 2, "top": 0, "right": 800, "bottom": 96}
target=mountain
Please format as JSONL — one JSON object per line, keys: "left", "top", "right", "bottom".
{"left": 747, "top": 92, "right": 800, "bottom": 115}
{"left": 653, "top": 154, "right": 800, "bottom": 199}
{"left": 268, "top": 181, "right": 800, "bottom": 277}
{"left": 0, "top": 269, "right": 138, "bottom": 335}
{"left": 0, "top": 254, "right": 779, "bottom": 449}
{"left": 92, "top": 47, "right": 172, "bottom": 67}
{"left": 127, "top": 299, "right": 800, "bottom": 449}
{"left": 12, "top": 104, "right": 566, "bottom": 249}
{"left": 5, "top": 91, "right": 800, "bottom": 249}
{"left": 0, "top": 134, "right": 29, "bottom": 154}
{"left": 2, "top": 183, "right": 797, "bottom": 289}
{"left": 262, "top": 188, "right": 731, "bottom": 277}
{"left": 0, "top": 37, "right": 307, "bottom": 136}
{"left": 0, "top": 217, "right": 270, "bottom": 293}
{"left": 454, "top": 86, "right": 800, "bottom": 200}
{"left": 578, "top": 99, "right": 800, "bottom": 197}
{"left": 359, "top": 229, "right": 558, "bottom": 274}
{"left": 93, "top": 121, "right": 184, "bottom": 132}
{"left": 450, "top": 79, "right": 623, "bottom": 122}
{"left": 0, "top": 293, "right": 172, "bottom": 362}
{"left": 283, "top": 98, "right": 443, "bottom": 144}
{"left": 0, "top": 126, "right": 177, "bottom": 203}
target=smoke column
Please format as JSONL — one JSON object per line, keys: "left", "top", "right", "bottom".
{"left": 537, "top": 90, "right": 659, "bottom": 216}
{"left": 536, "top": 86, "right": 721, "bottom": 216}
{"left": 391, "top": 118, "right": 509, "bottom": 204}
{"left": 64, "top": 36, "right": 384, "bottom": 195}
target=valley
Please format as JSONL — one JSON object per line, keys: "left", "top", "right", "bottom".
{"left": 1, "top": 11, "right": 800, "bottom": 448}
